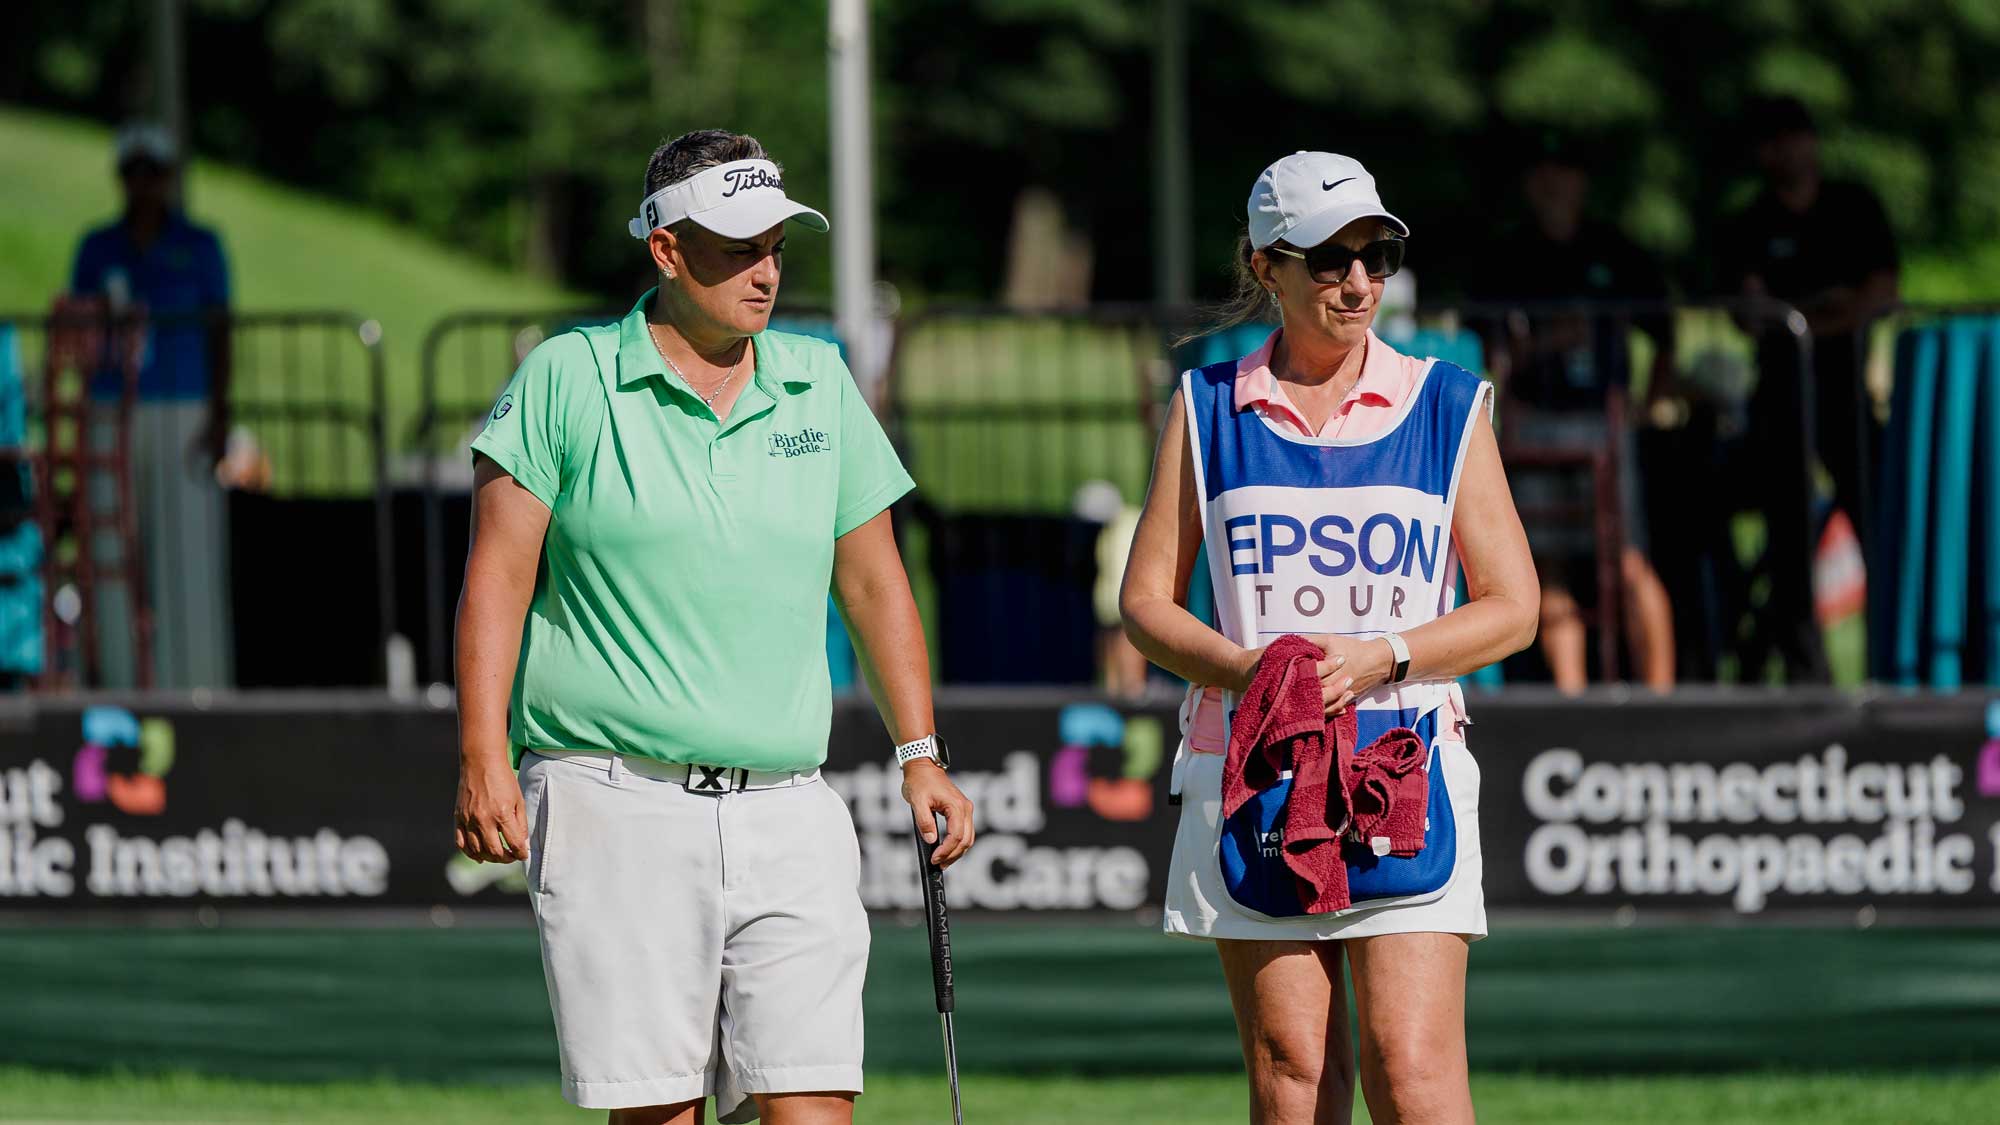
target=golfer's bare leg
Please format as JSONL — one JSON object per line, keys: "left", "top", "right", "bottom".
{"left": 1346, "top": 932, "right": 1474, "bottom": 1125}
{"left": 610, "top": 1100, "right": 703, "bottom": 1125}
{"left": 1218, "top": 938, "right": 1357, "bottom": 1125}
{"left": 754, "top": 1092, "right": 855, "bottom": 1123}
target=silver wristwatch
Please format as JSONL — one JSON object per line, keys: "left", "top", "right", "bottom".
{"left": 894, "top": 733, "right": 951, "bottom": 769}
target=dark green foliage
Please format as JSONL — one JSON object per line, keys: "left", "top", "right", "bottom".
{"left": 4, "top": 0, "right": 1995, "bottom": 302}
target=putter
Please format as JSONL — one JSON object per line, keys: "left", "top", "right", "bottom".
{"left": 912, "top": 811, "right": 963, "bottom": 1125}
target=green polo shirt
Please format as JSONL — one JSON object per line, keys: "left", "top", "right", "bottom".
{"left": 470, "top": 291, "right": 914, "bottom": 771}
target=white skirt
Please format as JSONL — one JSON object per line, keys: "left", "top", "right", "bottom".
{"left": 1162, "top": 736, "right": 1487, "bottom": 941}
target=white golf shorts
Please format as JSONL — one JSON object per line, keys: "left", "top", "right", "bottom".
{"left": 519, "top": 750, "right": 869, "bottom": 1122}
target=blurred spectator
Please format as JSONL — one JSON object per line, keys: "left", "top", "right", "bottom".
{"left": 1473, "top": 137, "right": 1676, "bottom": 693}
{"left": 1076, "top": 479, "right": 1147, "bottom": 697}
{"left": 68, "top": 123, "right": 235, "bottom": 688}
{"left": 1718, "top": 96, "right": 1898, "bottom": 682}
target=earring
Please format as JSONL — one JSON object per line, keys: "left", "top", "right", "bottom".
{"left": 662, "top": 268, "right": 675, "bottom": 281}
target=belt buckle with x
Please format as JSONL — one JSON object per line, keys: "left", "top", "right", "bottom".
{"left": 686, "top": 764, "right": 745, "bottom": 794}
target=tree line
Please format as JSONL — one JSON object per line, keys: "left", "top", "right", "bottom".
{"left": 6, "top": 0, "right": 1996, "bottom": 305}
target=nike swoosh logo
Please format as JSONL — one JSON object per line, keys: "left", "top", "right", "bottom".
{"left": 1322, "top": 177, "right": 1355, "bottom": 191}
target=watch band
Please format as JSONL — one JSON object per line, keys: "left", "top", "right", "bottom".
{"left": 895, "top": 733, "right": 947, "bottom": 769}
{"left": 1382, "top": 632, "right": 1412, "bottom": 685}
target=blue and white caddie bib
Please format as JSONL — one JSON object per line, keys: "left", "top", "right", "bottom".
{"left": 1182, "top": 351, "right": 1492, "bottom": 915}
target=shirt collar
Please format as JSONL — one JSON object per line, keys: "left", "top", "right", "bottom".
{"left": 615, "top": 288, "right": 818, "bottom": 393}
{"left": 615, "top": 291, "right": 669, "bottom": 387}
{"left": 114, "top": 209, "right": 194, "bottom": 251}
{"left": 1233, "top": 328, "right": 1397, "bottom": 426}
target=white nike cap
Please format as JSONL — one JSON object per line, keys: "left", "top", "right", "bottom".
{"left": 627, "top": 159, "right": 829, "bottom": 241}
{"left": 1247, "top": 151, "right": 1408, "bottom": 250}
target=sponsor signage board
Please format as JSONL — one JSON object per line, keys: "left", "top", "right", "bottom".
{"left": 2, "top": 693, "right": 1996, "bottom": 918}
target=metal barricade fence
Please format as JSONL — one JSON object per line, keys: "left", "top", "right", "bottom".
{"left": 22, "top": 293, "right": 1954, "bottom": 693}
{"left": 395, "top": 297, "right": 1968, "bottom": 694}
{"left": 882, "top": 304, "right": 1185, "bottom": 685}
{"left": 0, "top": 308, "right": 392, "bottom": 690}
{"left": 226, "top": 312, "right": 393, "bottom": 688}
{"left": 411, "top": 308, "right": 622, "bottom": 683}
{"left": 882, "top": 299, "right": 1821, "bottom": 690}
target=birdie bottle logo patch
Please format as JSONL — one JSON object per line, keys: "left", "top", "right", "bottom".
{"left": 768, "top": 427, "right": 830, "bottom": 458}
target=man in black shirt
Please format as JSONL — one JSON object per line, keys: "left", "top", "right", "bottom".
{"left": 1474, "top": 140, "right": 1677, "bottom": 692}
{"left": 1719, "top": 96, "right": 1899, "bottom": 682}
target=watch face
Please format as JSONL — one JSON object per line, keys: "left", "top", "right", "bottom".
{"left": 933, "top": 734, "right": 951, "bottom": 769}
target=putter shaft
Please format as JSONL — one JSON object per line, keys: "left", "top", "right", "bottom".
{"left": 942, "top": 1011, "right": 963, "bottom": 1125}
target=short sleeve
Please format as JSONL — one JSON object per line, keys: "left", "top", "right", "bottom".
{"left": 469, "top": 335, "right": 595, "bottom": 510}
{"left": 832, "top": 360, "right": 914, "bottom": 538}
{"left": 69, "top": 233, "right": 104, "bottom": 296}
{"left": 199, "top": 230, "right": 231, "bottom": 306}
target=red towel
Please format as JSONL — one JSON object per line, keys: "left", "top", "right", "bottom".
{"left": 1345, "top": 727, "right": 1429, "bottom": 857}
{"left": 1222, "top": 635, "right": 1437, "bottom": 913}
{"left": 1222, "top": 635, "right": 1354, "bottom": 913}
{"left": 1220, "top": 635, "right": 1325, "bottom": 820}
{"left": 1283, "top": 707, "right": 1361, "bottom": 910}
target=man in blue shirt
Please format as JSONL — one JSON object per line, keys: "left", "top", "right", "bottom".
{"left": 67, "top": 123, "right": 235, "bottom": 688}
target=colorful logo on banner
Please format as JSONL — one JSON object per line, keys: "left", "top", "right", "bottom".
{"left": 1048, "top": 704, "right": 1162, "bottom": 822}
{"left": 71, "top": 707, "right": 174, "bottom": 816}
{"left": 1979, "top": 702, "right": 2000, "bottom": 799}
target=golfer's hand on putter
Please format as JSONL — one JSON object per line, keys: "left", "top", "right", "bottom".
{"left": 455, "top": 755, "right": 530, "bottom": 864}
{"left": 902, "top": 761, "right": 975, "bottom": 867}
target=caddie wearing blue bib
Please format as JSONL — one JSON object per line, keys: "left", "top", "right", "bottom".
{"left": 1121, "top": 153, "right": 1539, "bottom": 1124}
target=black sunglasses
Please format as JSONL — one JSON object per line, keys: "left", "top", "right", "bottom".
{"left": 1268, "top": 237, "right": 1406, "bottom": 284}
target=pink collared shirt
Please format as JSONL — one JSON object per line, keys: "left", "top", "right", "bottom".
{"left": 1232, "top": 327, "right": 1421, "bottom": 440}
{"left": 1187, "top": 328, "right": 1460, "bottom": 752}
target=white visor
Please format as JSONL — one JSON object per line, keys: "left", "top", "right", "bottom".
{"left": 627, "top": 159, "right": 830, "bottom": 241}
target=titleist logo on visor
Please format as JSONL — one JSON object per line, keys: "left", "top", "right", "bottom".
{"left": 721, "top": 166, "right": 785, "bottom": 197}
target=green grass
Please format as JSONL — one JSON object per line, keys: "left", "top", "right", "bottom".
{"left": 3, "top": 1067, "right": 1998, "bottom": 1124}
{"left": 4, "top": 922, "right": 2000, "bottom": 1084}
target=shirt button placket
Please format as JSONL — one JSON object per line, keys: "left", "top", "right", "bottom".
{"left": 708, "top": 431, "right": 735, "bottom": 482}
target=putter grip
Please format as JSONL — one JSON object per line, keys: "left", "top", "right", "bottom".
{"left": 913, "top": 814, "right": 955, "bottom": 1014}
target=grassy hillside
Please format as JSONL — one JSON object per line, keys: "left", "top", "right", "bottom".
{"left": 0, "top": 106, "right": 586, "bottom": 444}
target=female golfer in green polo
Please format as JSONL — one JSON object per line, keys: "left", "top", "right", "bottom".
{"left": 453, "top": 129, "right": 974, "bottom": 1125}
